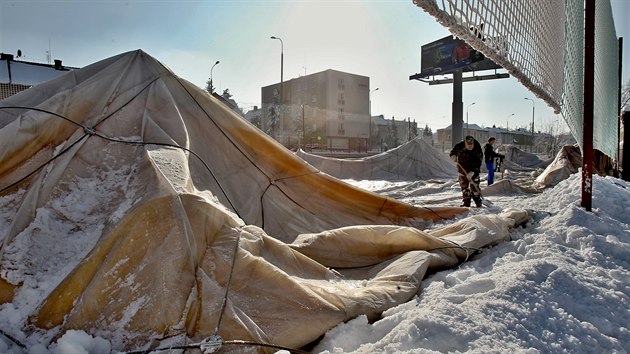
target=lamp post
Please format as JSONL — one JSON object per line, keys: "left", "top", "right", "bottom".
{"left": 210, "top": 60, "right": 219, "bottom": 93}
{"left": 524, "top": 98, "right": 535, "bottom": 152}
{"left": 301, "top": 104, "right": 305, "bottom": 150}
{"left": 505, "top": 113, "right": 514, "bottom": 145}
{"left": 369, "top": 87, "right": 379, "bottom": 151}
{"left": 506, "top": 113, "right": 515, "bottom": 132}
{"left": 466, "top": 102, "right": 476, "bottom": 137}
{"left": 271, "top": 36, "right": 284, "bottom": 140}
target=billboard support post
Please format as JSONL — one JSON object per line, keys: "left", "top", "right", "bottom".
{"left": 452, "top": 69, "right": 463, "bottom": 148}
{"left": 410, "top": 34, "right": 508, "bottom": 150}
{"left": 622, "top": 108, "right": 630, "bottom": 182}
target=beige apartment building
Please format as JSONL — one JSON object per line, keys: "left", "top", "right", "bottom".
{"left": 261, "top": 69, "right": 372, "bottom": 151}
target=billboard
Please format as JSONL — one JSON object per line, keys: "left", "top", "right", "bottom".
{"left": 419, "top": 35, "right": 501, "bottom": 78}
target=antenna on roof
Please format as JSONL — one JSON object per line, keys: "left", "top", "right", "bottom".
{"left": 46, "top": 38, "right": 51, "bottom": 64}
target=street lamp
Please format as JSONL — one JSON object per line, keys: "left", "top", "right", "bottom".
{"left": 369, "top": 87, "right": 379, "bottom": 151}
{"left": 466, "top": 102, "right": 476, "bottom": 137}
{"left": 506, "top": 113, "right": 515, "bottom": 132}
{"left": 524, "top": 98, "right": 535, "bottom": 152}
{"left": 505, "top": 113, "right": 515, "bottom": 145}
{"left": 271, "top": 36, "right": 284, "bottom": 138}
{"left": 210, "top": 60, "right": 219, "bottom": 93}
{"left": 301, "top": 104, "right": 306, "bottom": 150}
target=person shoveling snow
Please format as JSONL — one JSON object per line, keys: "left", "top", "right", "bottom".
{"left": 450, "top": 136, "right": 484, "bottom": 207}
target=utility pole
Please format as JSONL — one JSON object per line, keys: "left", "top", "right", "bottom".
{"left": 369, "top": 87, "right": 379, "bottom": 151}
{"left": 271, "top": 36, "right": 284, "bottom": 141}
{"left": 301, "top": 104, "right": 305, "bottom": 150}
{"left": 452, "top": 69, "right": 463, "bottom": 147}
{"left": 524, "top": 98, "right": 535, "bottom": 152}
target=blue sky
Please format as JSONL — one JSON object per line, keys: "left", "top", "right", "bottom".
{"left": 0, "top": 0, "right": 628, "bottom": 133}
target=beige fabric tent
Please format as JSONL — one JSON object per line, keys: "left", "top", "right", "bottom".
{"left": 0, "top": 50, "right": 527, "bottom": 352}
{"left": 295, "top": 138, "right": 457, "bottom": 180}
{"left": 534, "top": 144, "right": 582, "bottom": 188}
{"left": 496, "top": 145, "right": 549, "bottom": 170}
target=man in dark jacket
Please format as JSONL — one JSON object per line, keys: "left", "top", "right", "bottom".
{"left": 484, "top": 137, "right": 505, "bottom": 186}
{"left": 450, "top": 135, "right": 483, "bottom": 207}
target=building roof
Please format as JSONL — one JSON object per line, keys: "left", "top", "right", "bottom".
{"left": 262, "top": 68, "right": 369, "bottom": 89}
{"left": 1, "top": 53, "right": 78, "bottom": 85}
{"left": 439, "top": 123, "right": 540, "bottom": 136}
{"left": 371, "top": 114, "right": 414, "bottom": 126}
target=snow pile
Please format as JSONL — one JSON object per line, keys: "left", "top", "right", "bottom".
{"left": 2, "top": 170, "right": 628, "bottom": 353}
{"left": 313, "top": 172, "right": 630, "bottom": 353}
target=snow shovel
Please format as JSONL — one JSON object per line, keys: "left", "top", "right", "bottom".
{"left": 456, "top": 162, "right": 492, "bottom": 207}
{"left": 495, "top": 156, "right": 505, "bottom": 180}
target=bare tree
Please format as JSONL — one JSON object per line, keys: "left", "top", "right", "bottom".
{"left": 267, "top": 104, "right": 278, "bottom": 136}
{"left": 205, "top": 78, "right": 213, "bottom": 94}
{"left": 423, "top": 124, "right": 432, "bottom": 138}
{"left": 387, "top": 116, "right": 399, "bottom": 148}
{"left": 622, "top": 79, "right": 630, "bottom": 110}
{"left": 537, "top": 117, "right": 575, "bottom": 157}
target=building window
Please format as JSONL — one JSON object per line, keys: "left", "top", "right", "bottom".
{"left": 338, "top": 93, "right": 345, "bottom": 106}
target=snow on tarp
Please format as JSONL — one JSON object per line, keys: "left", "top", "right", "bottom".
{"left": 295, "top": 138, "right": 457, "bottom": 180}
{"left": 0, "top": 50, "right": 528, "bottom": 352}
{"left": 534, "top": 144, "right": 582, "bottom": 188}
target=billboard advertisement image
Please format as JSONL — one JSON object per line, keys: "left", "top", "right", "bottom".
{"left": 419, "top": 35, "right": 500, "bottom": 78}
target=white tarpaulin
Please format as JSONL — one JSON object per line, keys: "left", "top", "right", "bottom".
{"left": 295, "top": 138, "right": 457, "bottom": 180}
{"left": 0, "top": 50, "right": 528, "bottom": 353}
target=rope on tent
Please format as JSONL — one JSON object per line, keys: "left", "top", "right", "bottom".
{"left": 167, "top": 73, "right": 463, "bottom": 225}
{"left": 0, "top": 328, "right": 26, "bottom": 349}
{"left": 213, "top": 227, "right": 243, "bottom": 336}
{"left": 167, "top": 72, "right": 335, "bottom": 228}
{"left": 0, "top": 108, "right": 309, "bottom": 353}
{"left": 123, "top": 225, "right": 308, "bottom": 354}
{"left": 124, "top": 338, "right": 308, "bottom": 354}
{"left": 2, "top": 73, "right": 469, "bottom": 354}
{"left": 428, "top": 244, "right": 482, "bottom": 263}
{"left": 0, "top": 246, "right": 478, "bottom": 354}
{"left": 0, "top": 106, "right": 241, "bottom": 219}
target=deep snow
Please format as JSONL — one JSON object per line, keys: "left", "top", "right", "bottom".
{"left": 1, "top": 168, "right": 629, "bottom": 354}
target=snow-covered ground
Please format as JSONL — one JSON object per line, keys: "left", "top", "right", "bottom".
{"left": 312, "top": 171, "right": 630, "bottom": 353}
{"left": 1, "top": 169, "right": 629, "bottom": 354}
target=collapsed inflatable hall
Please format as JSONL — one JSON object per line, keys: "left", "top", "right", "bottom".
{"left": 0, "top": 50, "right": 527, "bottom": 352}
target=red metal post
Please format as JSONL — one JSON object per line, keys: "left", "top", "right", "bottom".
{"left": 581, "top": 0, "right": 595, "bottom": 211}
{"left": 617, "top": 38, "right": 623, "bottom": 176}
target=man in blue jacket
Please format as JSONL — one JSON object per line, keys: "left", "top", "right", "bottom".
{"left": 484, "top": 137, "right": 505, "bottom": 186}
